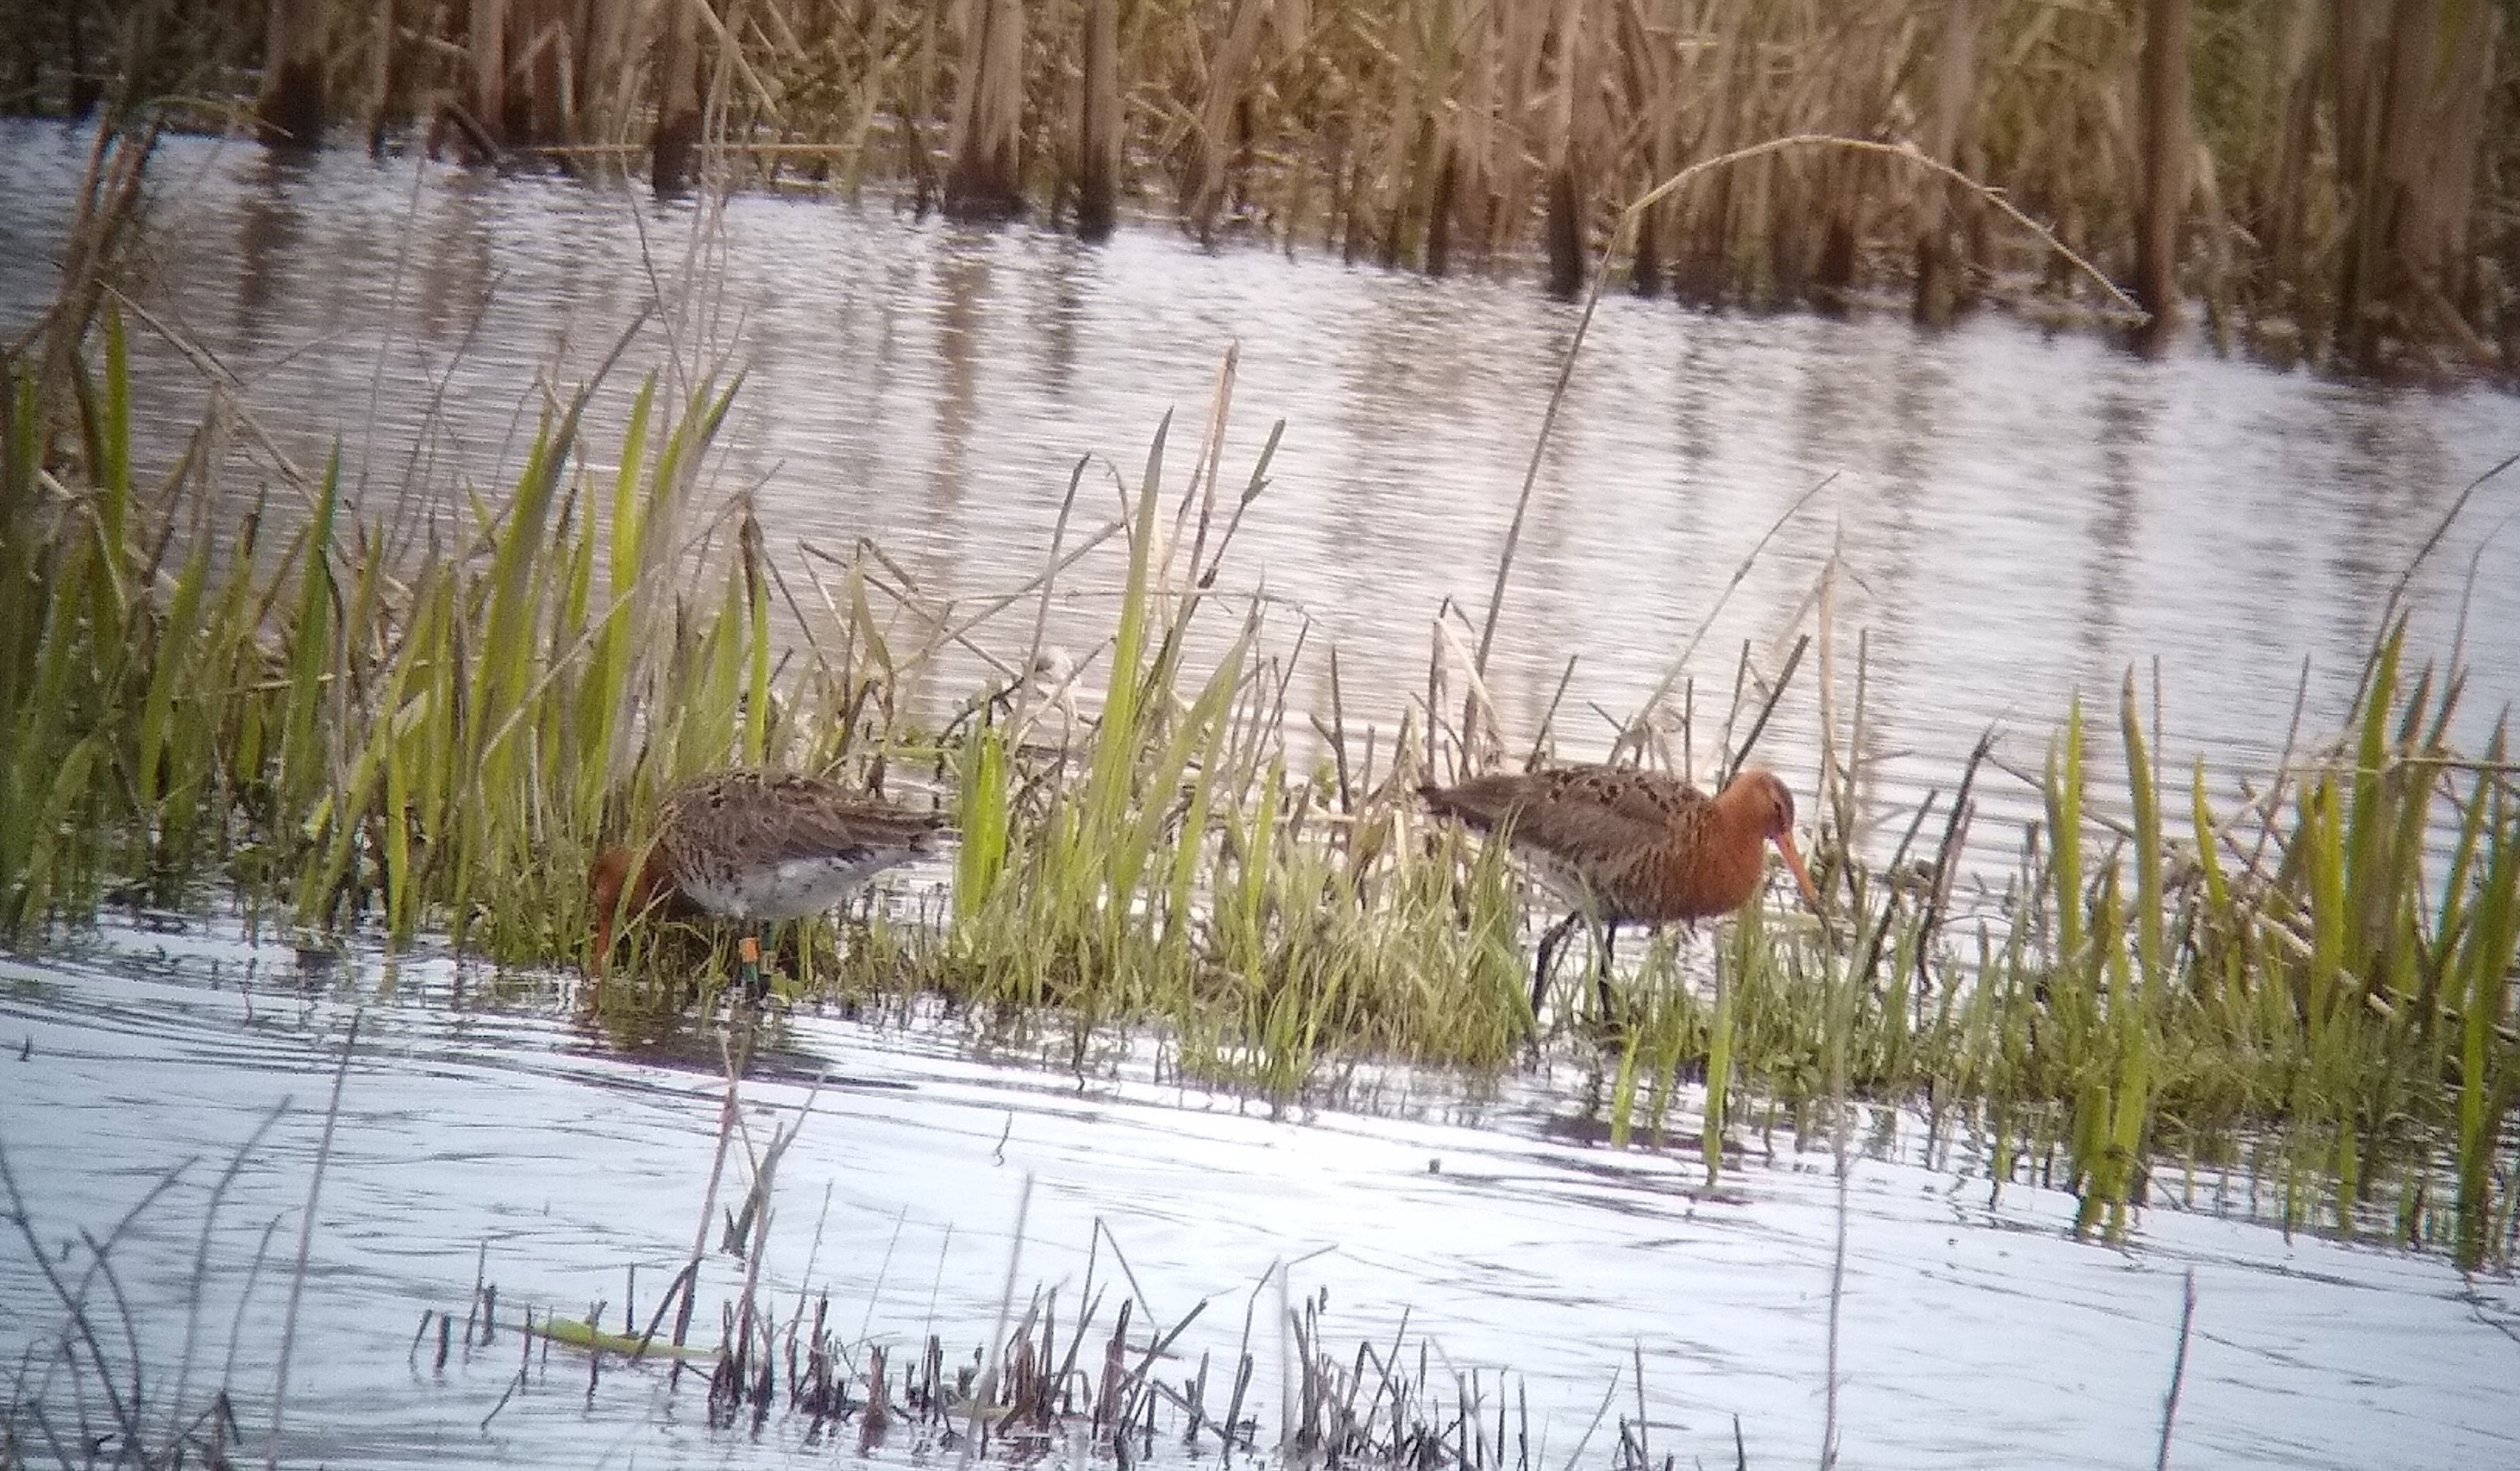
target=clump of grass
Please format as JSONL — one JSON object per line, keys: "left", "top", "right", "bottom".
{"left": 1646, "top": 629, "right": 2518, "bottom": 1266}
{"left": 0, "top": 301, "right": 933, "bottom": 994}
{"left": 934, "top": 391, "right": 1532, "bottom": 1091}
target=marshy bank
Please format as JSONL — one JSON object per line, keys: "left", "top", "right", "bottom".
{"left": 2, "top": 130, "right": 2517, "bottom": 1267}
{"left": 3, "top": 2, "right": 2515, "bottom": 373}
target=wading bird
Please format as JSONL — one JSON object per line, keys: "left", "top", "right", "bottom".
{"left": 589, "top": 769, "right": 948, "bottom": 995}
{"left": 1419, "top": 765, "right": 1821, "bottom": 1018}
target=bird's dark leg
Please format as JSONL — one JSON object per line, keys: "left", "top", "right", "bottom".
{"left": 1532, "top": 911, "right": 1583, "bottom": 1020}
{"left": 1594, "top": 922, "right": 1619, "bottom": 1019}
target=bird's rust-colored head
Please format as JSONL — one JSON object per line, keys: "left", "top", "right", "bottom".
{"left": 1723, "top": 767, "right": 1821, "bottom": 911}
{"left": 588, "top": 845, "right": 663, "bottom": 978}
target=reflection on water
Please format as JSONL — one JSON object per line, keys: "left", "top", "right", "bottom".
{"left": 3, "top": 127, "right": 2512, "bottom": 855}
{"left": 6, "top": 920, "right": 2518, "bottom": 1469}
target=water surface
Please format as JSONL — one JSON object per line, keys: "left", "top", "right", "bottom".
{"left": 3, "top": 120, "right": 2515, "bottom": 867}
{"left": 6, "top": 919, "right": 2517, "bottom": 1469}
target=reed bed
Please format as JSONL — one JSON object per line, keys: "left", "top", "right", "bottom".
{"left": 660, "top": 1209, "right": 1582, "bottom": 1470}
{"left": 6, "top": 2, "right": 2511, "bottom": 371}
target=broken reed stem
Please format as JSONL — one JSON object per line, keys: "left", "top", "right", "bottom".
{"left": 960, "top": 1170, "right": 1034, "bottom": 1467}
{"left": 672, "top": 1028, "right": 754, "bottom": 1360}
{"left": 1724, "top": 635, "right": 1810, "bottom": 780}
{"left": 1914, "top": 725, "right": 1997, "bottom": 989}
{"left": 1621, "top": 135, "right": 2146, "bottom": 316}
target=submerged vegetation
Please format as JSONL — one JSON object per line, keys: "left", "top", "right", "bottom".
{"left": 2, "top": 1, "right": 2513, "bottom": 371}
{"left": 5, "top": 1069, "right": 1652, "bottom": 1471}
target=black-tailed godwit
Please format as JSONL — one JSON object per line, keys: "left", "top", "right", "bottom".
{"left": 590, "top": 769, "right": 946, "bottom": 994}
{"left": 1419, "top": 765, "right": 1821, "bottom": 1016}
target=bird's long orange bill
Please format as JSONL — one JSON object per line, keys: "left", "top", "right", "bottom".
{"left": 1771, "top": 831, "right": 1821, "bottom": 909}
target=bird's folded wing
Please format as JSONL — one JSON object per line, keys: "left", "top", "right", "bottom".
{"left": 780, "top": 804, "right": 946, "bottom": 861}
{"left": 1505, "top": 769, "right": 1698, "bottom": 864}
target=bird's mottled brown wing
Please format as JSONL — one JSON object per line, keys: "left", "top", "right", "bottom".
{"left": 781, "top": 793, "right": 950, "bottom": 859}
{"left": 1422, "top": 765, "right": 1708, "bottom": 866}
{"left": 661, "top": 770, "right": 944, "bottom": 872}
{"left": 1507, "top": 767, "right": 1708, "bottom": 868}
{"left": 1421, "top": 765, "right": 1716, "bottom": 919}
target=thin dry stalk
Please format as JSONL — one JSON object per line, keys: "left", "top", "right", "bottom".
{"left": 2155, "top": 1268, "right": 2198, "bottom": 1470}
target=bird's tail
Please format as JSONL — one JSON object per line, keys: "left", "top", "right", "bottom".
{"left": 1417, "top": 779, "right": 1512, "bottom": 832}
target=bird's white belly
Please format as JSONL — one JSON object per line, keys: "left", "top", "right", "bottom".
{"left": 1513, "top": 846, "right": 1614, "bottom": 917}
{"left": 682, "top": 855, "right": 902, "bottom": 923}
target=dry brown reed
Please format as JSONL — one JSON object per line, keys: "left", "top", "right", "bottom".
{"left": 253, "top": 0, "right": 325, "bottom": 147}
{"left": 7, "top": 1, "right": 2506, "bottom": 366}
{"left": 652, "top": 0, "right": 704, "bottom": 196}
{"left": 944, "top": 0, "right": 1025, "bottom": 220}
{"left": 2133, "top": 0, "right": 2193, "bottom": 342}
{"left": 1074, "top": 0, "right": 1121, "bottom": 239}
